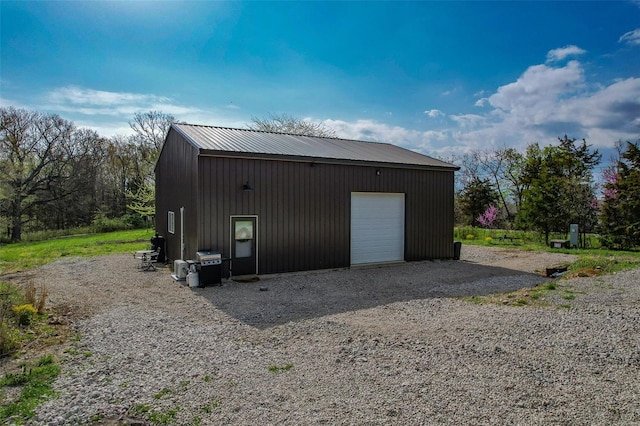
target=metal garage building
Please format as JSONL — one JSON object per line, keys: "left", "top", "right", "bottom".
{"left": 155, "top": 123, "right": 459, "bottom": 276}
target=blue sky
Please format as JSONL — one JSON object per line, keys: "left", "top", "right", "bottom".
{"left": 1, "top": 1, "right": 639, "bottom": 160}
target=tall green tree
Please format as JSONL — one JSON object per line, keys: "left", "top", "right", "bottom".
{"left": 599, "top": 140, "right": 640, "bottom": 249}
{"left": 517, "top": 136, "right": 600, "bottom": 245}
{"left": 458, "top": 177, "right": 499, "bottom": 226}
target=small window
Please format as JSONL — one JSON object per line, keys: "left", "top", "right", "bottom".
{"left": 168, "top": 211, "right": 175, "bottom": 234}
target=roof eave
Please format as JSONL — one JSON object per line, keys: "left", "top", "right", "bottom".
{"left": 198, "top": 149, "right": 460, "bottom": 172}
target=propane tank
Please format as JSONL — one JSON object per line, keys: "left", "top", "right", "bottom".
{"left": 187, "top": 271, "right": 199, "bottom": 287}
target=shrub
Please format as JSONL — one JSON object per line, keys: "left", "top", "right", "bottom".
{"left": 13, "top": 304, "right": 37, "bottom": 326}
{"left": 25, "top": 282, "right": 47, "bottom": 315}
{"left": 0, "top": 323, "right": 21, "bottom": 355}
{"left": 90, "top": 215, "right": 132, "bottom": 233}
{"left": 122, "top": 214, "right": 146, "bottom": 229}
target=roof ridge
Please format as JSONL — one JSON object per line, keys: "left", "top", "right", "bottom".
{"left": 173, "top": 122, "right": 391, "bottom": 145}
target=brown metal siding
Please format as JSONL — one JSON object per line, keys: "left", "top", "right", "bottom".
{"left": 197, "top": 156, "right": 454, "bottom": 275}
{"left": 155, "top": 129, "right": 200, "bottom": 262}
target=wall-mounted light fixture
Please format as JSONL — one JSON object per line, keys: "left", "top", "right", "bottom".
{"left": 242, "top": 181, "right": 254, "bottom": 191}
{"left": 376, "top": 169, "right": 381, "bottom": 176}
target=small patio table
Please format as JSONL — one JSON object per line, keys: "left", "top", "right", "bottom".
{"left": 134, "top": 250, "right": 158, "bottom": 271}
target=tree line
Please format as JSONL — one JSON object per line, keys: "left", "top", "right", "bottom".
{"left": 1, "top": 106, "right": 638, "bottom": 249}
{"left": 456, "top": 136, "right": 640, "bottom": 249}
{"left": 0, "top": 107, "right": 173, "bottom": 241}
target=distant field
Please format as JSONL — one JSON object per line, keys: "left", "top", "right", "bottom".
{"left": 0, "top": 229, "right": 154, "bottom": 274}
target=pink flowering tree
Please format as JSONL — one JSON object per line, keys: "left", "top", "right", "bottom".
{"left": 602, "top": 168, "right": 619, "bottom": 200}
{"left": 476, "top": 205, "right": 499, "bottom": 229}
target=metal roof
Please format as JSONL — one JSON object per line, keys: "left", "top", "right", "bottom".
{"left": 172, "top": 123, "right": 458, "bottom": 170}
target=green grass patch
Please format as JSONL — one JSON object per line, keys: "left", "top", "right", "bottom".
{"left": 268, "top": 363, "right": 293, "bottom": 373}
{"left": 130, "top": 403, "right": 152, "bottom": 415}
{"left": 0, "top": 354, "right": 60, "bottom": 424}
{"left": 148, "top": 407, "right": 179, "bottom": 425}
{"left": 567, "top": 255, "right": 640, "bottom": 277}
{"left": 154, "top": 387, "right": 174, "bottom": 399}
{"left": 462, "top": 279, "right": 565, "bottom": 308}
{"left": 0, "top": 229, "right": 154, "bottom": 274}
{"left": 455, "top": 228, "right": 640, "bottom": 277}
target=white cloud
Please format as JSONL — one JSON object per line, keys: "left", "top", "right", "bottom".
{"left": 441, "top": 88, "right": 457, "bottom": 96}
{"left": 0, "top": 96, "right": 26, "bottom": 109}
{"left": 486, "top": 60, "right": 585, "bottom": 132}
{"left": 424, "top": 109, "right": 444, "bottom": 118}
{"left": 619, "top": 28, "right": 640, "bottom": 45}
{"left": 36, "top": 85, "right": 248, "bottom": 137}
{"left": 43, "top": 86, "right": 205, "bottom": 119}
{"left": 546, "top": 45, "right": 587, "bottom": 62}
{"left": 474, "top": 98, "right": 487, "bottom": 107}
{"left": 320, "top": 54, "right": 638, "bottom": 159}
{"left": 449, "top": 114, "right": 487, "bottom": 129}
{"left": 451, "top": 60, "right": 639, "bottom": 153}
{"left": 323, "top": 118, "right": 449, "bottom": 154}
{"left": 47, "top": 86, "right": 170, "bottom": 107}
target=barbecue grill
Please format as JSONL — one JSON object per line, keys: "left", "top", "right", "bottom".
{"left": 196, "top": 250, "right": 222, "bottom": 286}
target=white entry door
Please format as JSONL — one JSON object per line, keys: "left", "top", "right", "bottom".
{"left": 350, "top": 192, "right": 405, "bottom": 265}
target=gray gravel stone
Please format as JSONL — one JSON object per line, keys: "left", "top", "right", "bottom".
{"left": 24, "top": 246, "right": 640, "bottom": 425}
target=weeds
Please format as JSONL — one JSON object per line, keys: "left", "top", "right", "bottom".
{"left": 148, "top": 407, "right": 179, "bottom": 425}
{"left": 268, "top": 363, "right": 293, "bottom": 373}
{"left": 0, "top": 281, "right": 51, "bottom": 355}
{"left": 24, "top": 281, "right": 47, "bottom": 314}
{"left": 130, "top": 404, "right": 152, "bottom": 416}
{"left": 0, "top": 355, "right": 60, "bottom": 424}
{"left": 461, "top": 279, "right": 568, "bottom": 308}
{"left": 12, "top": 304, "right": 37, "bottom": 326}
{"left": 202, "top": 399, "right": 221, "bottom": 413}
{"left": 154, "top": 387, "right": 174, "bottom": 399}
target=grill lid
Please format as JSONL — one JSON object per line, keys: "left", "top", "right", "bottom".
{"left": 196, "top": 251, "right": 221, "bottom": 262}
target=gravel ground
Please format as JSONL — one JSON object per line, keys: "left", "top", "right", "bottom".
{"left": 11, "top": 245, "right": 640, "bottom": 425}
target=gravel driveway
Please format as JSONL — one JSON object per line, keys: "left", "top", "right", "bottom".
{"left": 18, "top": 245, "right": 640, "bottom": 425}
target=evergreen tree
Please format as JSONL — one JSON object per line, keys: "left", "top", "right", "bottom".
{"left": 600, "top": 141, "right": 640, "bottom": 249}
{"left": 458, "top": 178, "right": 499, "bottom": 226}
{"left": 517, "top": 137, "right": 600, "bottom": 245}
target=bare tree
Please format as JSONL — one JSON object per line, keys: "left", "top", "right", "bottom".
{"left": 129, "top": 110, "right": 176, "bottom": 153}
{"left": 247, "top": 113, "right": 336, "bottom": 137}
{"left": 127, "top": 111, "right": 177, "bottom": 222}
{"left": 0, "top": 107, "right": 104, "bottom": 240}
{"left": 476, "top": 147, "right": 526, "bottom": 222}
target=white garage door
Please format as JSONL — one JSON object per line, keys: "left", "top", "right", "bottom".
{"left": 351, "top": 192, "right": 405, "bottom": 265}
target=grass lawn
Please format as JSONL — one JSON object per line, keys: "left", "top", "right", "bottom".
{"left": 0, "top": 229, "right": 154, "bottom": 275}
{"left": 455, "top": 227, "right": 640, "bottom": 275}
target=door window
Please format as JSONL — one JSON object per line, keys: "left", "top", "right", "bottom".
{"left": 235, "top": 220, "right": 253, "bottom": 240}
